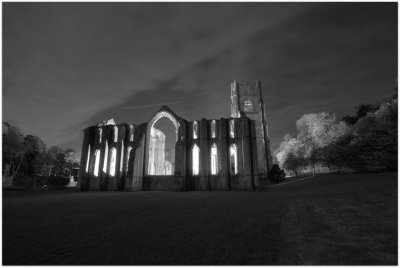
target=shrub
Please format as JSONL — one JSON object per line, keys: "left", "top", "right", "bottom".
{"left": 268, "top": 164, "right": 286, "bottom": 183}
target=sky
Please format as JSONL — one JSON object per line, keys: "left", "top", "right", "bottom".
{"left": 3, "top": 2, "right": 398, "bottom": 154}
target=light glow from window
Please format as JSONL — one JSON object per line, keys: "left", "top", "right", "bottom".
{"left": 193, "top": 121, "right": 198, "bottom": 139}
{"left": 130, "top": 125, "right": 134, "bottom": 141}
{"left": 229, "top": 144, "right": 238, "bottom": 175}
{"left": 192, "top": 144, "right": 200, "bottom": 175}
{"left": 103, "top": 141, "right": 108, "bottom": 173}
{"left": 230, "top": 120, "right": 235, "bottom": 138}
{"left": 85, "top": 145, "right": 91, "bottom": 173}
{"left": 211, "top": 120, "right": 216, "bottom": 138}
{"left": 211, "top": 143, "right": 218, "bottom": 175}
{"left": 113, "top": 126, "right": 118, "bottom": 142}
{"left": 109, "top": 148, "right": 117, "bottom": 176}
{"left": 126, "top": 147, "right": 132, "bottom": 174}
{"left": 94, "top": 149, "right": 100, "bottom": 177}
{"left": 120, "top": 140, "right": 124, "bottom": 172}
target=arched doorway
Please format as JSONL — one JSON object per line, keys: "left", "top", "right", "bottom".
{"left": 146, "top": 111, "right": 179, "bottom": 176}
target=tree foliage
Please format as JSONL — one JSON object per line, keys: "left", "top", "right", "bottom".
{"left": 275, "top": 94, "right": 397, "bottom": 174}
{"left": 268, "top": 164, "right": 286, "bottom": 183}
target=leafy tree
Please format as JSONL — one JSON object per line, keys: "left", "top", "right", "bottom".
{"left": 283, "top": 152, "right": 306, "bottom": 176}
{"left": 21, "top": 135, "right": 47, "bottom": 176}
{"left": 2, "top": 122, "right": 25, "bottom": 186}
{"left": 46, "top": 146, "right": 66, "bottom": 176}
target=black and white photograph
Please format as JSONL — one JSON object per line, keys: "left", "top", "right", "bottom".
{"left": 2, "top": 2, "right": 398, "bottom": 265}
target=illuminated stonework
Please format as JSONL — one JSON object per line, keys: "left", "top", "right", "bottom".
{"left": 80, "top": 80, "right": 272, "bottom": 191}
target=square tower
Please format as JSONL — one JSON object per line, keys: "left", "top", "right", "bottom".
{"left": 231, "top": 80, "right": 272, "bottom": 175}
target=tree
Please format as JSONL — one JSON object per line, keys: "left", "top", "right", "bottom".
{"left": 268, "top": 164, "right": 286, "bottom": 183}
{"left": 283, "top": 152, "right": 306, "bottom": 176}
{"left": 3, "top": 122, "right": 25, "bottom": 186}
{"left": 21, "top": 135, "right": 47, "bottom": 176}
{"left": 47, "top": 146, "right": 66, "bottom": 176}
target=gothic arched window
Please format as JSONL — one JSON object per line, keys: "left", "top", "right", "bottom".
{"left": 211, "top": 120, "right": 216, "bottom": 138}
{"left": 103, "top": 141, "right": 108, "bottom": 173}
{"left": 211, "top": 143, "right": 218, "bottom": 175}
{"left": 229, "top": 144, "right": 238, "bottom": 175}
{"left": 113, "top": 126, "right": 118, "bottom": 142}
{"left": 193, "top": 121, "right": 198, "bottom": 139}
{"left": 126, "top": 147, "right": 132, "bottom": 174}
{"left": 192, "top": 144, "right": 200, "bottom": 175}
{"left": 129, "top": 125, "right": 134, "bottom": 142}
{"left": 120, "top": 140, "right": 124, "bottom": 172}
{"left": 109, "top": 148, "right": 117, "bottom": 176}
{"left": 94, "top": 149, "right": 101, "bottom": 177}
{"left": 85, "top": 145, "right": 91, "bottom": 173}
{"left": 229, "top": 120, "right": 235, "bottom": 138}
{"left": 244, "top": 100, "right": 253, "bottom": 112}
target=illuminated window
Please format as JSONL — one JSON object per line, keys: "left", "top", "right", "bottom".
{"left": 211, "top": 143, "right": 218, "bottom": 175}
{"left": 98, "top": 128, "right": 102, "bottom": 143}
{"left": 103, "top": 141, "right": 108, "bottom": 173}
{"left": 230, "top": 120, "right": 235, "bottom": 138}
{"left": 109, "top": 148, "right": 117, "bottom": 176}
{"left": 120, "top": 140, "right": 124, "bottom": 172}
{"left": 126, "top": 147, "right": 132, "bottom": 174}
{"left": 229, "top": 144, "right": 238, "bottom": 175}
{"left": 129, "top": 125, "right": 134, "bottom": 141}
{"left": 193, "top": 121, "right": 198, "bottom": 139}
{"left": 192, "top": 144, "right": 200, "bottom": 175}
{"left": 85, "top": 145, "right": 91, "bottom": 173}
{"left": 211, "top": 120, "right": 216, "bottom": 138}
{"left": 113, "top": 126, "right": 118, "bottom": 142}
{"left": 94, "top": 149, "right": 100, "bottom": 177}
{"left": 244, "top": 100, "right": 253, "bottom": 112}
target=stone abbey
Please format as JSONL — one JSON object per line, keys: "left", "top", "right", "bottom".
{"left": 79, "top": 80, "right": 273, "bottom": 191}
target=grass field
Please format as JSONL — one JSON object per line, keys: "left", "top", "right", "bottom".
{"left": 2, "top": 173, "right": 397, "bottom": 265}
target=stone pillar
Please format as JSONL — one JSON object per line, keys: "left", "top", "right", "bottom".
{"left": 239, "top": 118, "right": 254, "bottom": 190}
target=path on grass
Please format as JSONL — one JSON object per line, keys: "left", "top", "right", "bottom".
{"left": 3, "top": 173, "right": 397, "bottom": 265}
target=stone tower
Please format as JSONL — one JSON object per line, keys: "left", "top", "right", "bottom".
{"left": 231, "top": 80, "right": 272, "bottom": 176}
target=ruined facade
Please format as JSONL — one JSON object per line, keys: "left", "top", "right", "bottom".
{"left": 79, "top": 80, "right": 273, "bottom": 191}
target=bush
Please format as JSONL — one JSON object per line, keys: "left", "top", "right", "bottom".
{"left": 268, "top": 164, "right": 286, "bottom": 183}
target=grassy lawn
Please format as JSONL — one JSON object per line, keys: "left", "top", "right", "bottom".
{"left": 2, "top": 173, "right": 397, "bottom": 265}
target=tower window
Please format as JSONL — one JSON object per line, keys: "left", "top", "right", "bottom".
{"left": 120, "top": 140, "right": 124, "bottom": 172}
{"left": 192, "top": 144, "right": 200, "bottom": 175}
{"left": 211, "top": 143, "right": 218, "bottom": 175}
{"left": 113, "top": 126, "right": 118, "bottom": 142}
{"left": 229, "top": 120, "right": 235, "bottom": 138}
{"left": 211, "top": 120, "right": 216, "bottom": 138}
{"left": 244, "top": 100, "right": 253, "bottom": 112}
{"left": 193, "top": 121, "right": 198, "bottom": 139}
{"left": 229, "top": 144, "right": 238, "bottom": 175}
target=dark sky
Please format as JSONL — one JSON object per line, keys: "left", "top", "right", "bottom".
{"left": 3, "top": 3, "right": 397, "bottom": 154}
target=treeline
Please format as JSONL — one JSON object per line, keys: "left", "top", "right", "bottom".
{"left": 3, "top": 122, "right": 81, "bottom": 188}
{"left": 276, "top": 94, "right": 397, "bottom": 175}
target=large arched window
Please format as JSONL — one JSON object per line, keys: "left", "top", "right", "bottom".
{"left": 94, "top": 149, "right": 101, "bottom": 177}
{"left": 120, "top": 140, "right": 124, "bottom": 172}
{"left": 129, "top": 125, "right": 134, "bottom": 141}
{"left": 229, "top": 120, "right": 235, "bottom": 138}
{"left": 229, "top": 144, "right": 238, "bottom": 175}
{"left": 113, "top": 126, "right": 118, "bottom": 142}
{"left": 211, "top": 120, "right": 216, "bottom": 138}
{"left": 211, "top": 143, "right": 218, "bottom": 175}
{"left": 192, "top": 144, "right": 200, "bottom": 175}
{"left": 85, "top": 145, "right": 91, "bottom": 173}
{"left": 109, "top": 148, "right": 117, "bottom": 176}
{"left": 126, "top": 147, "right": 132, "bottom": 174}
{"left": 98, "top": 128, "right": 102, "bottom": 143}
{"left": 103, "top": 141, "right": 108, "bottom": 173}
{"left": 193, "top": 121, "right": 198, "bottom": 139}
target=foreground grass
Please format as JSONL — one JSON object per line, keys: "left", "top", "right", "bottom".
{"left": 3, "top": 173, "right": 397, "bottom": 265}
